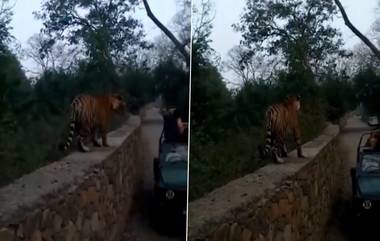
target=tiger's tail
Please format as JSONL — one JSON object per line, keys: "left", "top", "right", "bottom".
{"left": 59, "top": 104, "right": 78, "bottom": 151}
{"left": 59, "top": 120, "right": 76, "bottom": 151}
{"left": 264, "top": 116, "right": 273, "bottom": 153}
{"left": 258, "top": 112, "right": 273, "bottom": 158}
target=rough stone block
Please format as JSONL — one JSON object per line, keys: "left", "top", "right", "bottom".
{"left": 30, "top": 230, "right": 42, "bottom": 241}
{"left": 228, "top": 223, "right": 241, "bottom": 241}
{"left": 53, "top": 214, "right": 63, "bottom": 232}
{"left": 241, "top": 228, "right": 252, "bottom": 241}
{"left": 0, "top": 228, "right": 14, "bottom": 241}
{"left": 42, "top": 229, "right": 53, "bottom": 241}
{"left": 283, "top": 225, "right": 292, "bottom": 241}
{"left": 212, "top": 224, "right": 229, "bottom": 241}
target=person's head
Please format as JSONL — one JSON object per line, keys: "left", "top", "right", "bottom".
{"left": 367, "top": 132, "right": 380, "bottom": 148}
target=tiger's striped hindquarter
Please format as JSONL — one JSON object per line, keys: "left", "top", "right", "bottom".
{"left": 59, "top": 95, "right": 104, "bottom": 152}
{"left": 261, "top": 101, "right": 303, "bottom": 163}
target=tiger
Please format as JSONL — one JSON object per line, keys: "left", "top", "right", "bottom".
{"left": 59, "top": 93, "right": 126, "bottom": 152}
{"left": 258, "top": 95, "right": 305, "bottom": 163}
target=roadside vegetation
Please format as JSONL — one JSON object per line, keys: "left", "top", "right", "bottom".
{"left": 189, "top": 0, "right": 380, "bottom": 200}
{"left": 0, "top": 0, "right": 190, "bottom": 187}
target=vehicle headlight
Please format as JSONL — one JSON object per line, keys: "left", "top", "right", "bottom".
{"left": 363, "top": 200, "right": 372, "bottom": 210}
{"left": 165, "top": 190, "right": 175, "bottom": 200}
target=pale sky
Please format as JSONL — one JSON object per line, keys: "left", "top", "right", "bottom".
{"left": 9, "top": 0, "right": 179, "bottom": 72}
{"left": 203, "top": 0, "right": 379, "bottom": 83}
{"left": 10, "top": 0, "right": 379, "bottom": 79}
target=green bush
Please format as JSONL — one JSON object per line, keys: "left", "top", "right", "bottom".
{"left": 0, "top": 49, "right": 189, "bottom": 187}
{"left": 353, "top": 67, "right": 380, "bottom": 118}
{"left": 154, "top": 60, "right": 190, "bottom": 118}
{"left": 189, "top": 64, "right": 353, "bottom": 201}
{"left": 190, "top": 127, "right": 266, "bottom": 200}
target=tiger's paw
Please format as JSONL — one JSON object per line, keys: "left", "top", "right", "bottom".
{"left": 275, "top": 157, "right": 285, "bottom": 164}
{"left": 281, "top": 146, "right": 288, "bottom": 157}
{"left": 78, "top": 142, "right": 90, "bottom": 152}
{"left": 257, "top": 145, "right": 265, "bottom": 159}
{"left": 273, "top": 153, "right": 285, "bottom": 164}
{"left": 297, "top": 151, "right": 306, "bottom": 158}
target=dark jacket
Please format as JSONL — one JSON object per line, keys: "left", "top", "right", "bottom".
{"left": 163, "top": 109, "right": 181, "bottom": 143}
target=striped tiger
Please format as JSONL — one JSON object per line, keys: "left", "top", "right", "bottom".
{"left": 59, "top": 93, "right": 126, "bottom": 152}
{"left": 258, "top": 95, "right": 305, "bottom": 163}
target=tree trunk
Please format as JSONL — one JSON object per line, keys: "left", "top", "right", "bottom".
{"left": 142, "top": 0, "right": 190, "bottom": 68}
{"left": 334, "top": 0, "right": 380, "bottom": 61}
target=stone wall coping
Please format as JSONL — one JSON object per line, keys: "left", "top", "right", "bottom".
{"left": 0, "top": 116, "right": 141, "bottom": 224}
{"left": 188, "top": 124, "right": 339, "bottom": 239}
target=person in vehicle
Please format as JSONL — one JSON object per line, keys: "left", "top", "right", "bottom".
{"left": 162, "top": 107, "right": 188, "bottom": 143}
{"left": 365, "top": 132, "right": 380, "bottom": 150}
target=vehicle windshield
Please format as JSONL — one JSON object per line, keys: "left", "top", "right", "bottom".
{"left": 360, "top": 154, "right": 380, "bottom": 173}
{"left": 159, "top": 144, "right": 187, "bottom": 187}
{"left": 161, "top": 144, "right": 188, "bottom": 163}
{"left": 359, "top": 177, "right": 380, "bottom": 196}
{"left": 165, "top": 152, "right": 186, "bottom": 163}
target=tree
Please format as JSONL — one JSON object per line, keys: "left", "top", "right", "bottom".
{"left": 148, "top": 1, "right": 192, "bottom": 70}
{"left": 234, "top": 0, "right": 344, "bottom": 76}
{"left": 172, "top": 0, "right": 191, "bottom": 50}
{"left": 0, "top": 0, "right": 12, "bottom": 53}
{"left": 224, "top": 45, "right": 283, "bottom": 84}
{"left": 24, "top": 33, "right": 81, "bottom": 75}
{"left": 154, "top": 59, "right": 189, "bottom": 114}
{"left": 151, "top": 35, "right": 182, "bottom": 66}
{"left": 0, "top": 1, "right": 23, "bottom": 124}
{"left": 349, "top": 43, "right": 380, "bottom": 74}
{"left": 353, "top": 67, "right": 380, "bottom": 116}
{"left": 191, "top": 0, "right": 218, "bottom": 70}
{"left": 35, "top": 0, "right": 148, "bottom": 88}
{"left": 142, "top": 0, "right": 190, "bottom": 68}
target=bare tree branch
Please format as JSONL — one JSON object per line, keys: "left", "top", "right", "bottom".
{"left": 24, "top": 33, "right": 82, "bottom": 75}
{"left": 334, "top": 0, "right": 380, "bottom": 61}
{"left": 142, "top": 0, "right": 190, "bottom": 67}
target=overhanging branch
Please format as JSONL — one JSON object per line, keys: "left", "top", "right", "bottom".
{"left": 142, "top": 0, "right": 190, "bottom": 67}
{"left": 334, "top": 0, "right": 380, "bottom": 61}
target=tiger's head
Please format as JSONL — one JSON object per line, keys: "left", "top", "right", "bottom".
{"left": 109, "top": 94, "right": 126, "bottom": 112}
{"left": 284, "top": 95, "right": 301, "bottom": 111}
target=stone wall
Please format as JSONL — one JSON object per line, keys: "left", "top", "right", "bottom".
{"left": 0, "top": 116, "right": 142, "bottom": 241}
{"left": 188, "top": 124, "right": 344, "bottom": 241}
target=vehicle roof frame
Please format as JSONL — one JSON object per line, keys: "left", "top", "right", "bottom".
{"left": 357, "top": 130, "right": 380, "bottom": 161}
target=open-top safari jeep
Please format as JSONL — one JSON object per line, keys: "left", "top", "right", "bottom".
{"left": 351, "top": 130, "right": 380, "bottom": 217}
{"left": 151, "top": 109, "right": 188, "bottom": 236}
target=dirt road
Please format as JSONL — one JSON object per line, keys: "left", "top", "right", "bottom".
{"left": 123, "top": 107, "right": 182, "bottom": 241}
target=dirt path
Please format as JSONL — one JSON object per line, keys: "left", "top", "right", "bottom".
{"left": 122, "top": 106, "right": 182, "bottom": 241}
{"left": 326, "top": 115, "right": 378, "bottom": 241}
